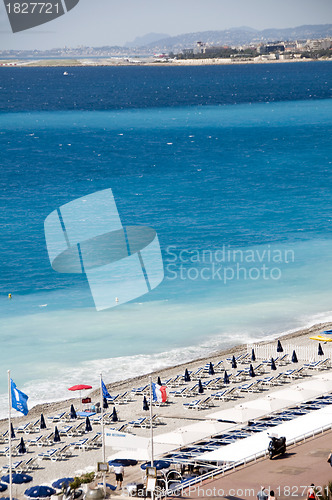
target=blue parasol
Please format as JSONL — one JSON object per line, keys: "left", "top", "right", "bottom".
{"left": 271, "top": 357, "right": 277, "bottom": 370}
{"left": 143, "top": 396, "right": 149, "bottom": 411}
{"left": 231, "top": 355, "right": 237, "bottom": 369}
{"left": 184, "top": 369, "right": 191, "bottom": 382}
{"left": 40, "top": 414, "right": 46, "bottom": 430}
{"left": 25, "top": 485, "right": 56, "bottom": 498}
{"left": 249, "top": 364, "right": 256, "bottom": 377}
{"left": 277, "top": 340, "right": 283, "bottom": 353}
{"left": 223, "top": 370, "right": 230, "bottom": 384}
{"left": 291, "top": 350, "right": 298, "bottom": 363}
{"left": 110, "top": 407, "right": 118, "bottom": 422}
{"left": 140, "top": 460, "right": 170, "bottom": 470}
{"left": 251, "top": 349, "right": 256, "bottom": 362}
{"left": 0, "top": 484, "right": 7, "bottom": 493}
{"left": 318, "top": 343, "right": 324, "bottom": 356}
{"left": 157, "top": 376, "right": 162, "bottom": 386}
{"left": 18, "top": 437, "right": 26, "bottom": 454}
{"left": 85, "top": 416, "right": 92, "bottom": 432}
{"left": 54, "top": 426, "right": 61, "bottom": 442}
{"left": 70, "top": 404, "right": 77, "bottom": 419}
{"left": 108, "top": 459, "right": 137, "bottom": 467}
{"left": 1, "top": 473, "right": 32, "bottom": 485}
{"left": 208, "top": 362, "right": 215, "bottom": 375}
{"left": 198, "top": 379, "right": 204, "bottom": 394}
{"left": 52, "top": 477, "right": 74, "bottom": 489}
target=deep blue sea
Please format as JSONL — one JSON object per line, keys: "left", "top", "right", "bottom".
{"left": 0, "top": 62, "right": 332, "bottom": 416}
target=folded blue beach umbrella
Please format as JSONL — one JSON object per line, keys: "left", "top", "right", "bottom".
{"left": 251, "top": 349, "right": 256, "bottom": 362}
{"left": 70, "top": 404, "right": 77, "bottom": 419}
{"left": 25, "top": 485, "right": 56, "bottom": 498}
{"left": 1, "top": 473, "right": 32, "bottom": 485}
{"left": 291, "top": 350, "right": 298, "bottom": 363}
{"left": 271, "top": 357, "right": 277, "bottom": 371}
{"left": 318, "top": 343, "right": 324, "bottom": 356}
{"left": 111, "top": 407, "right": 118, "bottom": 422}
{"left": 198, "top": 379, "right": 204, "bottom": 394}
{"left": 231, "top": 355, "right": 237, "bottom": 369}
{"left": 157, "top": 376, "right": 162, "bottom": 386}
{"left": 10, "top": 424, "right": 15, "bottom": 439}
{"left": 18, "top": 437, "right": 26, "bottom": 454}
{"left": 209, "top": 362, "right": 215, "bottom": 376}
{"left": 277, "top": 340, "right": 283, "bottom": 353}
{"left": 249, "top": 364, "right": 256, "bottom": 377}
{"left": 0, "top": 484, "right": 7, "bottom": 493}
{"left": 184, "top": 369, "right": 191, "bottom": 382}
{"left": 54, "top": 426, "right": 61, "bottom": 442}
{"left": 223, "top": 370, "right": 230, "bottom": 384}
{"left": 103, "top": 397, "right": 109, "bottom": 409}
{"left": 85, "top": 416, "right": 92, "bottom": 432}
{"left": 40, "top": 413, "right": 46, "bottom": 429}
{"left": 143, "top": 395, "right": 149, "bottom": 411}
{"left": 52, "top": 477, "right": 74, "bottom": 489}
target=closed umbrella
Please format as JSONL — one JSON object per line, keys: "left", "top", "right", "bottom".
{"left": 70, "top": 404, "right": 77, "bottom": 419}
{"left": 40, "top": 414, "right": 46, "bottom": 430}
{"left": 103, "top": 397, "right": 109, "bottom": 409}
{"left": 54, "top": 426, "right": 60, "bottom": 443}
{"left": 277, "top": 340, "right": 283, "bottom": 353}
{"left": 25, "top": 485, "right": 56, "bottom": 498}
{"left": 271, "top": 357, "right": 277, "bottom": 371}
{"left": 157, "top": 376, "right": 162, "bottom": 386}
{"left": 291, "top": 350, "right": 298, "bottom": 363}
{"left": 231, "top": 355, "right": 237, "bottom": 369}
{"left": 10, "top": 424, "right": 15, "bottom": 439}
{"left": 318, "top": 343, "right": 324, "bottom": 356}
{"left": 85, "top": 416, "right": 92, "bottom": 432}
{"left": 110, "top": 407, "right": 118, "bottom": 422}
{"left": 1, "top": 473, "right": 32, "bottom": 485}
{"left": 251, "top": 349, "right": 256, "bottom": 362}
{"left": 198, "top": 379, "right": 204, "bottom": 394}
{"left": 18, "top": 437, "right": 26, "bottom": 454}
{"left": 223, "top": 370, "right": 230, "bottom": 385}
{"left": 184, "top": 369, "right": 191, "bottom": 382}
{"left": 209, "top": 362, "right": 215, "bottom": 376}
{"left": 143, "top": 396, "right": 149, "bottom": 411}
{"left": 249, "top": 364, "right": 256, "bottom": 377}
{"left": 52, "top": 478, "right": 74, "bottom": 489}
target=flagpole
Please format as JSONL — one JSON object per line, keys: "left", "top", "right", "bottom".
{"left": 100, "top": 374, "right": 106, "bottom": 496}
{"left": 149, "top": 376, "right": 155, "bottom": 500}
{"left": 7, "top": 370, "right": 12, "bottom": 500}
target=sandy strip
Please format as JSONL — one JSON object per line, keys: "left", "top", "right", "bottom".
{"left": 1, "top": 321, "right": 332, "bottom": 498}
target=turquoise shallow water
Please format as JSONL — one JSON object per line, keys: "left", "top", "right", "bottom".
{"left": 0, "top": 63, "right": 331, "bottom": 416}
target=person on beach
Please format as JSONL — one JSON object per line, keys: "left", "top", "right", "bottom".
{"left": 257, "top": 486, "right": 268, "bottom": 500}
{"left": 268, "top": 490, "right": 277, "bottom": 500}
{"left": 327, "top": 452, "right": 332, "bottom": 466}
{"left": 114, "top": 464, "right": 124, "bottom": 490}
{"left": 307, "top": 484, "right": 317, "bottom": 500}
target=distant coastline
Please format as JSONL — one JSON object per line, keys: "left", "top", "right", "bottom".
{"left": 0, "top": 57, "right": 331, "bottom": 68}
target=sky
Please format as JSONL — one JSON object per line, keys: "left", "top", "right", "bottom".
{"left": 0, "top": 0, "right": 332, "bottom": 51}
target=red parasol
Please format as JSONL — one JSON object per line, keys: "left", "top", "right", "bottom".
{"left": 68, "top": 384, "right": 92, "bottom": 391}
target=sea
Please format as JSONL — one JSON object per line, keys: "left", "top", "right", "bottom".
{"left": 0, "top": 61, "right": 332, "bottom": 418}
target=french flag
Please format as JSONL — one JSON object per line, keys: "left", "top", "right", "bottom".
{"left": 152, "top": 383, "right": 167, "bottom": 403}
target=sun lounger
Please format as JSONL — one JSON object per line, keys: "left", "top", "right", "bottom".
{"left": 237, "top": 381, "right": 262, "bottom": 393}
{"left": 3, "top": 456, "right": 41, "bottom": 473}
{"left": 190, "top": 367, "right": 207, "bottom": 380}
{"left": 78, "top": 433, "right": 101, "bottom": 450}
{"left": 214, "top": 386, "right": 239, "bottom": 401}
{"left": 36, "top": 432, "right": 54, "bottom": 447}
{"left": 259, "top": 374, "right": 286, "bottom": 386}
{"left": 131, "top": 385, "right": 149, "bottom": 395}
{"left": 2, "top": 460, "right": 24, "bottom": 471}
{"left": 165, "top": 375, "right": 185, "bottom": 388}
{"left": 275, "top": 354, "right": 289, "bottom": 365}
{"left": 48, "top": 411, "right": 66, "bottom": 422}
{"left": 213, "top": 360, "right": 225, "bottom": 372}
{"left": 27, "top": 435, "right": 43, "bottom": 446}
{"left": 16, "top": 421, "right": 38, "bottom": 434}
{"left": 66, "top": 421, "right": 85, "bottom": 436}
{"left": 304, "top": 358, "right": 330, "bottom": 370}
{"left": 38, "top": 448, "right": 61, "bottom": 460}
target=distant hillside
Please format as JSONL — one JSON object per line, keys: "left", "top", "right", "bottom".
{"left": 137, "top": 24, "right": 332, "bottom": 51}
{"left": 125, "top": 32, "right": 170, "bottom": 48}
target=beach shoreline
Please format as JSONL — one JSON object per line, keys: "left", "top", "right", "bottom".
{"left": 4, "top": 320, "right": 331, "bottom": 423}
{"left": 0, "top": 57, "right": 330, "bottom": 68}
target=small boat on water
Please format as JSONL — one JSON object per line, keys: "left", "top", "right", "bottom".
{"left": 63, "top": 71, "right": 68, "bottom": 75}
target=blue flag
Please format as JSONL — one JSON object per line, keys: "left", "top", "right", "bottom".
{"left": 10, "top": 379, "right": 29, "bottom": 416}
{"left": 101, "top": 379, "right": 111, "bottom": 399}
